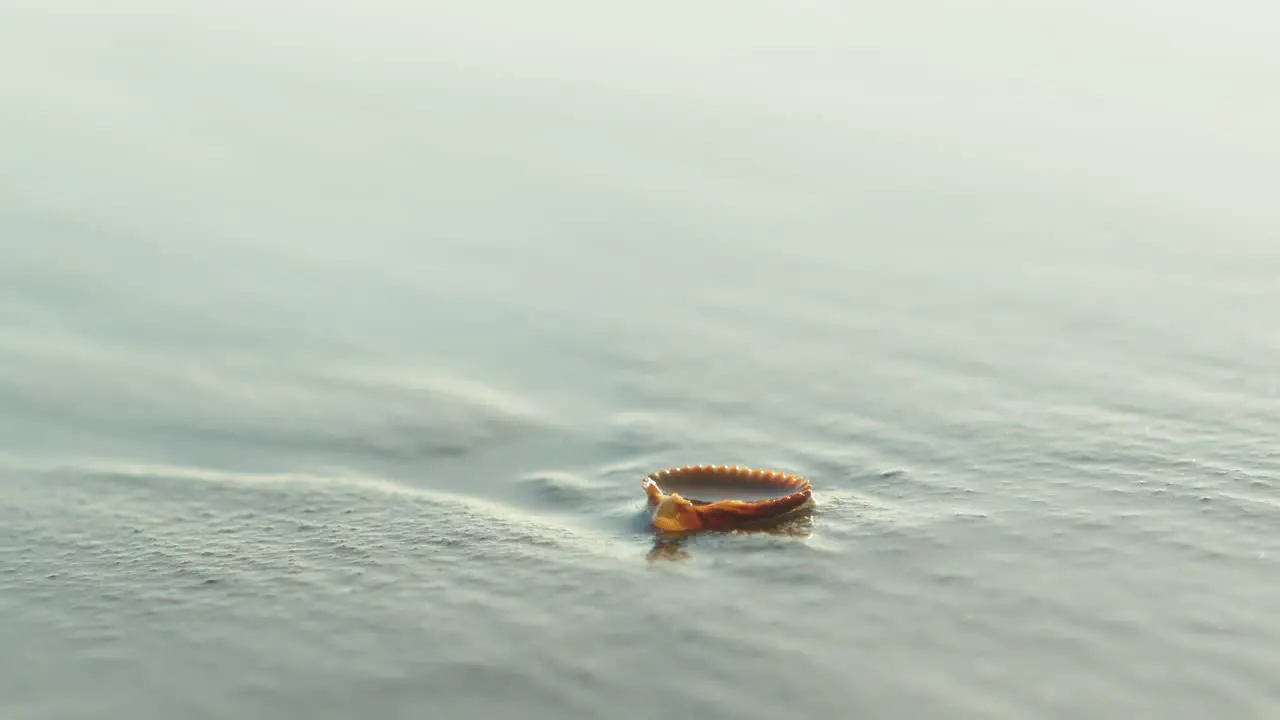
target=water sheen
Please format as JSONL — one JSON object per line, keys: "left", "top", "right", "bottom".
{"left": 2, "top": 2, "right": 1278, "bottom": 719}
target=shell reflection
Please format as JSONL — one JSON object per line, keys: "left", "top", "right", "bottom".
{"left": 645, "top": 510, "right": 815, "bottom": 562}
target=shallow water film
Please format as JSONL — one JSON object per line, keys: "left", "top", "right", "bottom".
{"left": 2, "top": 2, "right": 1278, "bottom": 718}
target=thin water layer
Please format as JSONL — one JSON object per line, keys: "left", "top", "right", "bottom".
{"left": 2, "top": 1, "right": 1279, "bottom": 719}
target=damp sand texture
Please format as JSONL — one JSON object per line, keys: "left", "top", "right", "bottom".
{"left": 2, "top": 2, "right": 1279, "bottom": 719}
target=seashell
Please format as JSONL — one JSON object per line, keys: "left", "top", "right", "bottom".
{"left": 641, "top": 464, "right": 814, "bottom": 533}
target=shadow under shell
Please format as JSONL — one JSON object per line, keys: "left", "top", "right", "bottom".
{"left": 646, "top": 511, "right": 816, "bottom": 562}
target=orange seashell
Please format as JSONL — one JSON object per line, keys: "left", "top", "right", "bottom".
{"left": 641, "top": 464, "right": 814, "bottom": 533}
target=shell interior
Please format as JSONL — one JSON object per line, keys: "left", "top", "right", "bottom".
{"left": 644, "top": 465, "right": 812, "bottom": 507}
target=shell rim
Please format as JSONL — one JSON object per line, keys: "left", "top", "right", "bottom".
{"left": 642, "top": 464, "right": 813, "bottom": 507}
